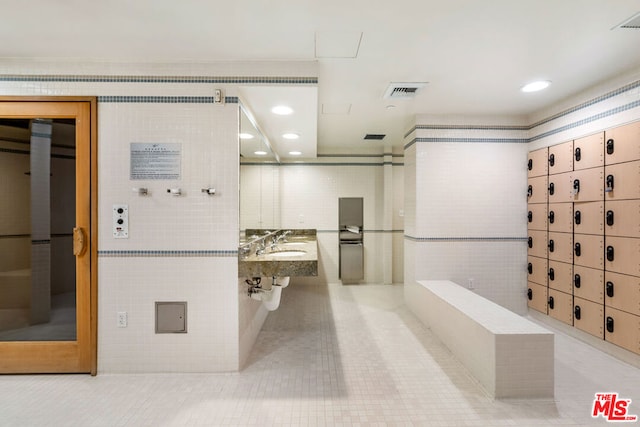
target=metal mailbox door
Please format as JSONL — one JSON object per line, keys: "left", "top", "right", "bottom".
{"left": 549, "top": 140, "right": 573, "bottom": 175}
{"left": 571, "top": 167, "right": 604, "bottom": 203}
{"left": 573, "top": 297, "right": 604, "bottom": 339}
{"left": 548, "top": 202, "right": 573, "bottom": 233}
{"left": 548, "top": 231, "right": 573, "bottom": 264}
{"left": 573, "top": 201, "right": 604, "bottom": 236}
{"left": 604, "top": 270, "right": 640, "bottom": 315}
{"left": 573, "top": 265, "right": 604, "bottom": 304}
{"left": 604, "top": 121, "right": 640, "bottom": 166}
{"left": 548, "top": 260, "right": 573, "bottom": 294}
{"left": 573, "top": 132, "right": 604, "bottom": 171}
{"left": 604, "top": 200, "right": 640, "bottom": 238}
{"left": 573, "top": 234, "right": 604, "bottom": 269}
{"left": 604, "top": 160, "right": 640, "bottom": 201}
{"left": 604, "top": 236, "right": 640, "bottom": 277}
{"left": 528, "top": 147, "right": 548, "bottom": 178}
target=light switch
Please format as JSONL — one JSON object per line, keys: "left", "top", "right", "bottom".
{"left": 113, "top": 204, "right": 129, "bottom": 238}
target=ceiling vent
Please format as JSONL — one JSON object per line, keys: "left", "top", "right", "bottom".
{"left": 383, "top": 82, "right": 427, "bottom": 99}
{"left": 364, "top": 134, "right": 386, "bottom": 140}
{"left": 614, "top": 11, "right": 640, "bottom": 29}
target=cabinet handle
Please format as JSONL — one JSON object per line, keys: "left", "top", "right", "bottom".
{"left": 548, "top": 296, "right": 555, "bottom": 310}
{"left": 548, "top": 211, "right": 555, "bottom": 223}
{"left": 527, "top": 288, "right": 533, "bottom": 300}
{"left": 528, "top": 211, "right": 533, "bottom": 223}
{"left": 606, "top": 281, "right": 614, "bottom": 298}
{"left": 574, "top": 242, "right": 581, "bottom": 257}
{"left": 549, "top": 153, "right": 555, "bottom": 166}
{"left": 548, "top": 268, "right": 555, "bottom": 281}
{"left": 606, "top": 316, "right": 614, "bottom": 333}
{"left": 573, "top": 179, "right": 580, "bottom": 195}
{"left": 606, "top": 174, "right": 614, "bottom": 192}
{"left": 528, "top": 263, "right": 533, "bottom": 274}
{"left": 548, "top": 239, "right": 555, "bottom": 252}
{"left": 528, "top": 158, "right": 533, "bottom": 171}
{"left": 606, "top": 138, "right": 614, "bottom": 155}
{"left": 607, "top": 245, "right": 614, "bottom": 262}
{"left": 528, "top": 236, "right": 533, "bottom": 248}
{"left": 574, "top": 305, "right": 581, "bottom": 320}
{"left": 574, "top": 210, "right": 581, "bottom": 225}
{"left": 574, "top": 274, "right": 581, "bottom": 288}
{"left": 606, "top": 210, "right": 614, "bottom": 226}
{"left": 574, "top": 147, "right": 581, "bottom": 162}
{"left": 527, "top": 185, "right": 533, "bottom": 198}
{"left": 548, "top": 182, "right": 554, "bottom": 195}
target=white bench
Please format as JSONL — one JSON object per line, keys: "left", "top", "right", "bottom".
{"left": 407, "top": 280, "right": 554, "bottom": 398}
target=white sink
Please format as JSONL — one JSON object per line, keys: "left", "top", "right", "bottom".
{"left": 268, "top": 250, "right": 306, "bottom": 258}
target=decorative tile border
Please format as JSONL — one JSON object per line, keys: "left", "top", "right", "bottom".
{"left": 98, "top": 250, "right": 238, "bottom": 257}
{"left": 0, "top": 75, "right": 318, "bottom": 85}
{"left": 405, "top": 236, "right": 527, "bottom": 242}
{"left": 98, "top": 95, "right": 238, "bottom": 104}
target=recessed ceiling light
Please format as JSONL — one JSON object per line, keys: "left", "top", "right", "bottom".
{"left": 239, "top": 133, "right": 254, "bottom": 139}
{"left": 272, "top": 105, "right": 294, "bottom": 115}
{"left": 254, "top": 151, "right": 268, "bottom": 156}
{"left": 282, "top": 133, "right": 300, "bottom": 140}
{"left": 521, "top": 80, "right": 551, "bottom": 93}
{"left": 289, "top": 151, "right": 302, "bottom": 156}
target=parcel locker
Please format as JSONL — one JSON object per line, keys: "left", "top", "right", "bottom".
{"left": 548, "top": 141, "right": 573, "bottom": 175}
{"left": 547, "top": 203, "right": 573, "bottom": 233}
{"left": 547, "top": 289, "right": 573, "bottom": 326}
{"left": 573, "top": 234, "right": 604, "bottom": 270}
{"left": 528, "top": 147, "right": 548, "bottom": 178}
{"left": 573, "top": 201, "right": 604, "bottom": 236}
{"left": 573, "top": 297, "right": 604, "bottom": 339}
{"left": 573, "top": 265, "right": 604, "bottom": 304}
{"left": 548, "top": 260, "right": 573, "bottom": 294}
{"left": 571, "top": 167, "right": 604, "bottom": 203}
{"left": 603, "top": 160, "right": 640, "bottom": 201}
{"left": 527, "top": 229, "right": 548, "bottom": 258}
{"left": 547, "top": 231, "right": 573, "bottom": 264}
{"left": 548, "top": 172, "right": 573, "bottom": 203}
{"left": 604, "top": 271, "right": 640, "bottom": 315}
{"left": 527, "top": 255, "right": 548, "bottom": 286}
{"left": 604, "top": 306, "right": 640, "bottom": 354}
{"left": 527, "top": 203, "right": 548, "bottom": 231}
{"left": 527, "top": 281, "right": 548, "bottom": 314}
{"left": 604, "top": 200, "right": 640, "bottom": 238}
{"left": 604, "top": 121, "right": 640, "bottom": 166}
{"left": 527, "top": 175, "right": 548, "bottom": 204}
{"left": 604, "top": 236, "right": 640, "bottom": 277}
{"left": 573, "top": 132, "right": 604, "bottom": 171}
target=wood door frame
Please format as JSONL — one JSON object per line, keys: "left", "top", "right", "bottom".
{"left": 0, "top": 96, "right": 98, "bottom": 375}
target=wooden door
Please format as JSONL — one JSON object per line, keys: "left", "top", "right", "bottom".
{"left": 0, "top": 98, "right": 96, "bottom": 374}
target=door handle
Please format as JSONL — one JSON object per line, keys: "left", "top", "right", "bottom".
{"left": 549, "top": 153, "right": 555, "bottom": 166}
{"left": 528, "top": 263, "right": 533, "bottom": 275}
{"left": 574, "top": 274, "right": 581, "bottom": 288}
{"left": 574, "top": 305, "right": 581, "bottom": 320}
{"left": 528, "top": 236, "right": 533, "bottom": 248}
{"left": 548, "top": 211, "right": 555, "bottom": 224}
{"left": 548, "top": 268, "right": 555, "bottom": 281}
{"left": 606, "top": 316, "right": 614, "bottom": 333}
{"left": 574, "top": 242, "right": 581, "bottom": 257}
{"left": 574, "top": 147, "right": 581, "bottom": 162}
{"left": 574, "top": 210, "right": 581, "bottom": 225}
{"left": 528, "top": 211, "right": 533, "bottom": 223}
{"left": 573, "top": 179, "right": 580, "bottom": 195}
{"left": 548, "top": 182, "right": 554, "bottom": 195}
{"left": 606, "top": 174, "right": 614, "bottom": 192}
{"left": 548, "top": 296, "right": 554, "bottom": 310}
{"left": 606, "top": 210, "right": 614, "bottom": 226}
{"left": 528, "top": 159, "right": 533, "bottom": 171}
{"left": 548, "top": 239, "right": 555, "bottom": 252}
{"left": 607, "top": 245, "right": 614, "bottom": 262}
{"left": 527, "top": 185, "right": 533, "bottom": 198}
{"left": 606, "top": 281, "right": 614, "bottom": 298}
{"left": 527, "top": 288, "right": 533, "bottom": 301}
{"left": 606, "top": 138, "right": 614, "bottom": 155}
{"left": 73, "top": 227, "right": 87, "bottom": 256}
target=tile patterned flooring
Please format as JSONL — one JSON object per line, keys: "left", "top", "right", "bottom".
{"left": 1, "top": 283, "right": 640, "bottom": 426}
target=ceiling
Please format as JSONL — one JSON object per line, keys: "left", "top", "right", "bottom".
{"left": 1, "top": 1, "right": 640, "bottom": 158}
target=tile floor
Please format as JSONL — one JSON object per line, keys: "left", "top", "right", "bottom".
{"left": 1, "top": 283, "right": 640, "bottom": 426}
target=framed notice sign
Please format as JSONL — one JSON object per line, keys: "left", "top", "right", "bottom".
{"left": 130, "top": 143, "right": 181, "bottom": 180}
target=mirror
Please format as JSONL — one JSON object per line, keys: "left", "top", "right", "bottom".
{"left": 239, "top": 104, "right": 281, "bottom": 234}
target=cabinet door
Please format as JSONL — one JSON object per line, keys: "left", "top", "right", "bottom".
{"left": 548, "top": 289, "right": 573, "bottom": 325}
{"left": 605, "top": 236, "right": 640, "bottom": 277}
{"left": 528, "top": 229, "right": 548, "bottom": 258}
{"left": 527, "top": 203, "right": 548, "bottom": 231}
{"left": 548, "top": 231, "right": 573, "bottom": 264}
{"left": 528, "top": 148, "right": 549, "bottom": 178}
{"left": 571, "top": 167, "right": 604, "bottom": 202}
{"left": 604, "top": 306, "right": 640, "bottom": 354}
{"left": 527, "top": 175, "right": 548, "bottom": 204}
{"left": 548, "top": 203, "right": 573, "bottom": 233}
{"left": 573, "top": 265, "right": 604, "bottom": 304}
{"left": 604, "top": 121, "right": 640, "bottom": 166}
{"left": 527, "top": 281, "right": 548, "bottom": 314}
{"left": 528, "top": 255, "right": 548, "bottom": 286}
{"left": 574, "top": 297, "right": 604, "bottom": 339}
{"left": 573, "top": 234, "right": 604, "bottom": 269}
{"left": 548, "top": 260, "right": 573, "bottom": 294}
{"left": 604, "top": 271, "right": 640, "bottom": 315}
{"left": 573, "top": 133, "right": 604, "bottom": 171}
{"left": 605, "top": 200, "right": 640, "bottom": 238}
{"left": 548, "top": 141, "right": 573, "bottom": 175}
{"left": 573, "top": 201, "right": 604, "bottom": 236}
{"left": 548, "top": 172, "right": 573, "bottom": 203}
{"left": 604, "top": 160, "right": 640, "bottom": 201}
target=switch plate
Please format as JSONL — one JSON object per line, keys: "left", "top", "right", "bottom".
{"left": 113, "top": 204, "right": 129, "bottom": 238}
{"left": 117, "top": 311, "right": 128, "bottom": 328}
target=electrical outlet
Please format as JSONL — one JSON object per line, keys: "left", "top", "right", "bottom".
{"left": 117, "top": 311, "right": 128, "bottom": 328}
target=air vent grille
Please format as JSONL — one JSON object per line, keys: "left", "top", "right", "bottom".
{"left": 615, "top": 12, "right": 640, "bottom": 29}
{"left": 364, "top": 134, "right": 386, "bottom": 140}
{"left": 383, "top": 82, "right": 427, "bottom": 99}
